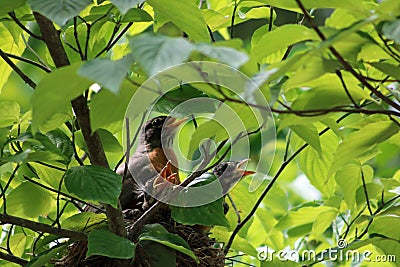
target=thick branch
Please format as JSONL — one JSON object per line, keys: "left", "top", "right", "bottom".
{"left": 0, "top": 251, "right": 28, "bottom": 266}
{"left": 33, "top": 12, "right": 126, "bottom": 238}
{"left": 0, "top": 213, "right": 86, "bottom": 240}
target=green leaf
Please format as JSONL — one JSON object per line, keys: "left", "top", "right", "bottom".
{"left": 26, "top": 244, "right": 67, "bottom": 267}
{"left": 139, "top": 224, "right": 198, "bottom": 262}
{"left": 382, "top": 19, "right": 400, "bottom": 44}
{"left": 188, "top": 120, "right": 227, "bottom": 157}
{"left": 355, "top": 183, "right": 383, "bottom": 206}
{"left": 311, "top": 209, "right": 337, "bottom": 236}
{"left": 255, "top": 0, "right": 374, "bottom": 14}
{"left": 283, "top": 57, "right": 340, "bottom": 89}
{"left": 287, "top": 73, "right": 371, "bottom": 109}
{"left": 251, "top": 24, "right": 319, "bottom": 62}
{"left": 369, "top": 215, "right": 400, "bottom": 240}
{"left": 62, "top": 212, "right": 107, "bottom": 232}
{"left": 75, "top": 129, "right": 122, "bottom": 153}
{"left": 89, "top": 80, "right": 138, "bottom": 131}
{"left": 121, "top": 8, "right": 152, "bottom": 22}
{"left": 78, "top": 56, "right": 133, "bottom": 94}
{"left": 275, "top": 206, "right": 337, "bottom": 231}
{"left": 170, "top": 173, "right": 230, "bottom": 227}
{"left": 31, "top": 63, "right": 92, "bottom": 132}
{"left": 0, "top": 24, "right": 25, "bottom": 93}
{"left": 171, "top": 199, "right": 230, "bottom": 227}
{"left": 140, "top": 242, "right": 176, "bottom": 267}
{"left": 372, "top": 238, "right": 400, "bottom": 263}
{"left": 34, "top": 129, "right": 74, "bottom": 164}
{"left": 369, "top": 61, "right": 400, "bottom": 80}
{"left": 4, "top": 182, "right": 55, "bottom": 219}
{"left": 65, "top": 165, "right": 122, "bottom": 208}
{"left": 0, "top": 0, "right": 25, "bottom": 16}
{"left": 129, "top": 33, "right": 194, "bottom": 76}
{"left": 109, "top": 0, "right": 144, "bottom": 14}
{"left": 28, "top": 0, "right": 92, "bottom": 26}
{"left": 8, "top": 233, "right": 26, "bottom": 257}
{"left": 290, "top": 124, "right": 322, "bottom": 154}
{"left": 328, "top": 121, "right": 399, "bottom": 178}
{"left": 0, "top": 101, "right": 20, "bottom": 127}
{"left": 87, "top": 229, "right": 135, "bottom": 259}
{"left": 153, "top": 84, "right": 215, "bottom": 117}
{"left": 146, "top": 0, "right": 209, "bottom": 42}
{"left": 29, "top": 162, "right": 64, "bottom": 189}
{"left": 260, "top": 259, "right": 301, "bottom": 267}
{"left": 335, "top": 165, "right": 363, "bottom": 210}
{"left": 194, "top": 43, "right": 248, "bottom": 68}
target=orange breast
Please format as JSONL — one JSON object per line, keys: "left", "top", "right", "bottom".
{"left": 147, "top": 147, "right": 180, "bottom": 184}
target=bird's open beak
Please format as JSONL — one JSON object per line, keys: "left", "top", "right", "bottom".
{"left": 236, "top": 159, "right": 255, "bottom": 176}
{"left": 165, "top": 117, "right": 187, "bottom": 129}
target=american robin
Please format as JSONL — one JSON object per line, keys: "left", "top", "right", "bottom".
{"left": 117, "top": 116, "right": 185, "bottom": 211}
{"left": 185, "top": 160, "right": 255, "bottom": 232}
{"left": 212, "top": 159, "right": 255, "bottom": 196}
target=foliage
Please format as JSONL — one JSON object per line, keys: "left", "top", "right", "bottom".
{"left": 0, "top": 0, "right": 399, "bottom": 266}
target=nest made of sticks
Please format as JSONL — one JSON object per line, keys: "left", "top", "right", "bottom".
{"left": 56, "top": 207, "right": 225, "bottom": 267}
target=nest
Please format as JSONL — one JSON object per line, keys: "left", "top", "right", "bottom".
{"left": 56, "top": 208, "right": 225, "bottom": 267}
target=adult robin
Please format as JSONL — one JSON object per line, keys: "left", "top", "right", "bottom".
{"left": 117, "top": 115, "right": 185, "bottom": 211}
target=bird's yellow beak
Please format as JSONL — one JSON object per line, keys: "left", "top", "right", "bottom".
{"left": 236, "top": 159, "right": 255, "bottom": 176}
{"left": 165, "top": 117, "right": 187, "bottom": 129}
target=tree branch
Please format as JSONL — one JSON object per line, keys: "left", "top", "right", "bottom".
{"left": 0, "top": 213, "right": 86, "bottom": 240}
{"left": 294, "top": 0, "right": 400, "bottom": 112}
{"left": 0, "top": 49, "right": 37, "bottom": 89}
{"left": 33, "top": 12, "right": 126, "bottom": 238}
{"left": 0, "top": 251, "right": 28, "bottom": 266}
{"left": 3, "top": 52, "right": 51, "bottom": 72}
{"left": 8, "top": 12, "right": 43, "bottom": 40}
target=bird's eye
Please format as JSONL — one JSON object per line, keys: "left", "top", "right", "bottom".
{"left": 152, "top": 118, "right": 164, "bottom": 127}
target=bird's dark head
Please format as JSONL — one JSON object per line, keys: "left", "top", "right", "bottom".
{"left": 213, "top": 159, "right": 255, "bottom": 179}
{"left": 142, "top": 116, "right": 186, "bottom": 151}
{"left": 212, "top": 159, "right": 255, "bottom": 193}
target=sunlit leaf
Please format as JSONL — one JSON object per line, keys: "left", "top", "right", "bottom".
{"left": 147, "top": 0, "right": 209, "bottom": 42}
{"left": 31, "top": 63, "right": 92, "bottom": 132}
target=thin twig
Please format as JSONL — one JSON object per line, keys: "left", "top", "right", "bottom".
{"left": 227, "top": 194, "right": 241, "bottom": 223}
{"left": 73, "top": 17, "right": 84, "bottom": 60}
{"left": 361, "top": 169, "right": 373, "bottom": 216}
{"left": 336, "top": 69, "right": 359, "bottom": 108}
{"left": 8, "top": 12, "right": 42, "bottom": 40}
{"left": 4, "top": 52, "right": 51, "bottom": 72}
{"left": 230, "top": 0, "right": 238, "bottom": 38}
{"left": 21, "top": 34, "right": 50, "bottom": 69}
{"left": 0, "top": 49, "right": 36, "bottom": 89}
